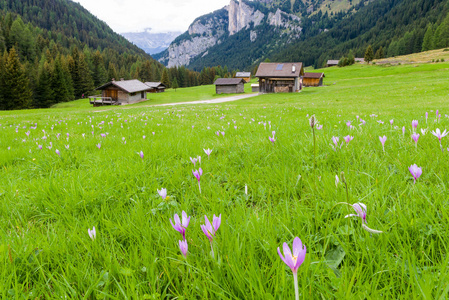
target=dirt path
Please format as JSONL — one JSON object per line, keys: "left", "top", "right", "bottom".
{"left": 151, "top": 93, "right": 260, "bottom": 107}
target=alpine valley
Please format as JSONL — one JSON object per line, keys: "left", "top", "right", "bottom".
{"left": 154, "top": 0, "right": 449, "bottom": 70}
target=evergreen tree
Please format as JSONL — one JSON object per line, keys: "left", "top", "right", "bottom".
{"left": 422, "top": 24, "right": 435, "bottom": 51}
{"left": 107, "top": 62, "right": 118, "bottom": 81}
{"left": 171, "top": 77, "right": 179, "bottom": 91}
{"left": 374, "top": 46, "right": 384, "bottom": 59}
{"left": 51, "top": 56, "right": 72, "bottom": 103}
{"left": 2, "top": 48, "right": 32, "bottom": 110}
{"left": 364, "top": 45, "right": 374, "bottom": 63}
{"left": 139, "top": 60, "right": 153, "bottom": 82}
{"left": 0, "top": 51, "right": 6, "bottom": 108}
{"left": 77, "top": 53, "right": 94, "bottom": 97}
{"left": 92, "top": 50, "right": 107, "bottom": 87}
{"left": 35, "top": 61, "right": 54, "bottom": 108}
{"left": 161, "top": 68, "right": 170, "bottom": 88}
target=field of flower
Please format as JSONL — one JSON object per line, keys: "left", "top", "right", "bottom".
{"left": 0, "top": 62, "right": 449, "bottom": 299}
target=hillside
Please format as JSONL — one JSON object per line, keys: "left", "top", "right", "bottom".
{"left": 157, "top": 0, "right": 449, "bottom": 70}
{"left": 0, "top": 0, "right": 165, "bottom": 109}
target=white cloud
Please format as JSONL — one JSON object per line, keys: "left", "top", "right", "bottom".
{"left": 76, "top": 0, "right": 229, "bottom": 33}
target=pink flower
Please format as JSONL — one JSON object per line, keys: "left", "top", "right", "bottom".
{"left": 200, "top": 214, "right": 221, "bottom": 242}
{"left": 192, "top": 168, "right": 203, "bottom": 193}
{"left": 431, "top": 128, "right": 448, "bottom": 143}
{"left": 345, "top": 203, "right": 367, "bottom": 223}
{"left": 170, "top": 211, "right": 191, "bottom": 240}
{"left": 269, "top": 136, "right": 276, "bottom": 143}
{"left": 179, "top": 240, "right": 188, "bottom": 257}
{"left": 409, "top": 164, "right": 422, "bottom": 184}
{"left": 412, "top": 120, "right": 418, "bottom": 129}
{"left": 412, "top": 133, "right": 419, "bottom": 146}
{"left": 379, "top": 135, "right": 387, "bottom": 151}
{"left": 344, "top": 135, "right": 354, "bottom": 144}
{"left": 277, "top": 237, "right": 306, "bottom": 274}
{"left": 157, "top": 188, "right": 167, "bottom": 200}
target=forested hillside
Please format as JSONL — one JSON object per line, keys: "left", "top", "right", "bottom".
{"left": 0, "top": 0, "right": 205, "bottom": 110}
{"left": 272, "top": 0, "right": 449, "bottom": 67}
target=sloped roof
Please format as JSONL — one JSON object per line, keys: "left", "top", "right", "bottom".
{"left": 327, "top": 60, "right": 339, "bottom": 65}
{"left": 214, "top": 78, "right": 245, "bottom": 85}
{"left": 145, "top": 82, "right": 166, "bottom": 88}
{"left": 235, "top": 72, "right": 251, "bottom": 77}
{"left": 96, "top": 79, "right": 152, "bottom": 93}
{"left": 255, "top": 62, "right": 303, "bottom": 78}
{"left": 304, "top": 72, "right": 325, "bottom": 79}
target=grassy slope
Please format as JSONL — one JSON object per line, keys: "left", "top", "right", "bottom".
{"left": 0, "top": 62, "right": 449, "bottom": 298}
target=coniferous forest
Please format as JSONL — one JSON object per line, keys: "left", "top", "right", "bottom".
{"left": 0, "top": 0, "right": 223, "bottom": 110}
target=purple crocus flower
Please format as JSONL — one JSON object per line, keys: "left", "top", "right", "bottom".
{"left": 390, "top": 119, "right": 394, "bottom": 125}
{"left": 332, "top": 136, "right": 339, "bottom": 147}
{"left": 346, "top": 121, "right": 351, "bottom": 128}
{"left": 269, "top": 136, "right": 276, "bottom": 143}
{"left": 436, "top": 109, "right": 439, "bottom": 117}
{"left": 215, "top": 131, "right": 220, "bottom": 136}
{"left": 345, "top": 203, "right": 367, "bottom": 223}
{"left": 277, "top": 237, "right": 307, "bottom": 300}
{"left": 409, "top": 164, "right": 422, "bottom": 184}
{"left": 170, "top": 211, "right": 191, "bottom": 240}
{"left": 412, "top": 133, "right": 419, "bottom": 147}
{"left": 138, "top": 151, "right": 144, "bottom": 159}
{"left": 344, "top": 135, "right": 354, "bottom": 144}
{"left": 316, "top": 124, "right": 323, "bottom": 130}
{"left": 190, "top": 157, "right": 198, "bottom": 166}
{"left": 38, "top": 145, "right": 42, "bottom": 150}
{"left": 100, "top": 133, "right": 106, "bottom": 138}
{"left": 55, "top": 149, "right": 60, "bottom": 156}
{"left": 277, "top": 237, "right": 306, "bottom": 274}
{"left": 179, "top": 240, "right": 188, "bottom": 257}
{"left": 96, "top": 143, "right": 101, "bottom": 149}
{"left": 402, "top": 126, "right": 405, "bottom": 136}
{"left": 425, "top": 112, "right": 428, "bottom": 123}
{"left": 192, "top": 168, "right": 203, "bottom": 193}
{"left": 412, "top": 120, "right": 418, "bottom": 130}
{"left": 204, "top": 148, "right": 212, "bottom": 158}
{"left": 221, "top": 131, "right": 225, "bottom": 136}
{"left": 88, "top": 226, "right": 96, "bottom": 241}
{"left": 157, "top": 188, "right": 167, "bottom": 200}
{"left": 201, "top": 214, "right": 221, "bottom": 258}
{"left": 379, "top": 135, "right": 387, "bottom": 152}
{"left": 431, "top": 128, "right": 448, "bottom": 143}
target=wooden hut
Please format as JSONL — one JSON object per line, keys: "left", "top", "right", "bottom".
{"left": 214, "top": 78, "right": 245, "bottom": 94}
{"left": 235, "top": 72, "right": 251, "bottom": 83}
{"left": 326, "top": 60, "right": 339, "bottom": 67}
{"left": 251, "top": 84, "right": 259, "bottom": 93}
{"left": 91, "top": 79, "right": 152, "bottom": 106}
{"left": 303, "top": 72, "right": 325, "bottom": 87}
{"left": 255, "top": 62, "right": 304, "bottom": 93}
{"left": 145, "top": 82, "right": 166, "bottom": 93}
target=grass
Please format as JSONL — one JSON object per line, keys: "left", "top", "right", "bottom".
{"left": 1, "top": 61, "right": 449, "bottom": 298}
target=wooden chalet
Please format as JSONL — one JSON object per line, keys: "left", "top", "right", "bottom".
{"left": 235, "top": 72, "right": 251, "bottom": 83}
{"left": 91, "top": 79, "right": 152, "bottom": 106}
{"left": 303, "top": 72, "right": 325, "bottom": 87}
{"left": 145, "top": 82, "right": 166, "bottom": 93}
{"left": 326, "top": 60, "right": 339, "bottom": 67}
{"left": 214, "top": 78, "right": 245, "bottom": 94}
{"left": 255, "top": 62, "right": 304, "bottom": 93}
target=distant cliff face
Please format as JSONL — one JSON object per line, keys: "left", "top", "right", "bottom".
{"left": 158, "top": 0, "right": 302, "bottom": 68}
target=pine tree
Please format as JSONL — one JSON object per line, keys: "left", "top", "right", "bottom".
{"left": 92, "top": 50, "right": 107, "bottom": 87}
{"left": 364, "top": 45, "right": 374, "bottom": 63}
{"left": 161, "top": 68, "right": 170, "bottom": 88}
{"left": 51, "top": 56, "right": 72, "bottom": 103}
{"left": 107, "top": 62, "right": 118, "bottom": 81}
{"left": 2, "top": 48, "right": 32, "bottom": 110}
{"left": 0, "top": 51, "right": 6, "bottom": 109}
{"left": 374, "top": 46, "right": 384, "bottom": 59}
{"left": 77, "top": 53, "right": 94, "bottom": 97}
{"left": 35, "top": 62, "right": 54, "bottom": 108}
{"left": 171, "top": 77, "right": 179, "bottom": 91}
{"left": 422, "top": 24, "right": 435, "bottom": 51}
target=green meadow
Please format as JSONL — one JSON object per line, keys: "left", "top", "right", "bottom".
{"left": 0, "top": 62, "right": 449, "bottom": 299}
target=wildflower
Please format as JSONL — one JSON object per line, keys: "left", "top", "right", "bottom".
{"left": 412, "top": 133, "right": 419, "bottom": 147}
{"left": 269, "top": 136, "right": 276, "bottom": 143}
{"left": 412, "top": 120, "right": 418, "bottom": 130}
{"left": 38, "top": 145, "right": 42, "bottom": 150}
{"left": 331, "top": 136, "right": 341, "bottom": 149}
{"left": 56, "top": 149, "right": 60, "bottom": 156}
{"left": 201, "top": 214, "right": 221, "bottom": 258}
{"left": 203, "top": 148, "right": 212, "bottom": 158}
{"left": 346, "top": 121, "right": 351, "bottom": 128}
{"left": 170, "top": 211, "right": 190, "bottom": 240}
{"left": 335, "top": 175, "right": 340, "bottom": 187}
{"left": 344, "top": 135, "right": 354, "bottom": 144}
{"left": 179, "top": 240, "right": 188, "bottom": 257}
{"left": 88, "top": 226, "right": 96, "bottom": 241}
{"left": 345, "top": 203, "right": 367, "bottom": 223}
{"left": 425, "top": 112, "right": 428, "bottom": 123}
{"left": 96, "top": 143, "right": 101, "bottom": 149}
{"left": 390, "top": 119, "right": 394, "bottom": 125}
{"left": 277, "top": 237, "right": 307, "bottom": 300}
{"left": 65, "top": 145, "right": 69, "bottom": 150}
{"left": 379, "top": 135, "right": 387, "bottom": 152}
{"left": 409, "top": 164, "right": 422, "bottom": 184}
{"left": 431, "top": 128, "right": 448, "bottom": 143}
{"left": 402, "top": 126, "right": 405, "bottom": 136}
{"left": 190, "top": 157, "right": 198, "bottom": 166}
{"left": 421, "top": 128, "right": 427, "bottom": 135}
{"left": 316, "top": 124, "right": 323, "bottom": 130}
{"left": 192, "top": 168, "right": 203, "bottom": 193}
{"left": 221, "top": 131, "right": 225, "bottom": 136}
{"left": 157, "top": 188, "right": 167, "bottom": 200}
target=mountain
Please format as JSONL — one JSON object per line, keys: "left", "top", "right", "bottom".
{"left": 157, "top": 0, "right": 449, "bottom": 70}
{"left": 121, "top": 28, "right": 182, "bottom": 55}
{"left": 0, "top": 0, "right": 166, "bottom": 110}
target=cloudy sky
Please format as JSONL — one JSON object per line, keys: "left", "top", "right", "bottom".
{"left": 75, "top": 0, "right": 230, "bottom": 33}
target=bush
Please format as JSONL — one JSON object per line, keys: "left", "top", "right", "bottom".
{"left": 442, "top": 58, "right": 445, "bottom": 62}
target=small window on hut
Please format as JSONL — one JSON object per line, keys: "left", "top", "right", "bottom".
{"left": 130, "top": 92, "right": 137, "bottom": 96}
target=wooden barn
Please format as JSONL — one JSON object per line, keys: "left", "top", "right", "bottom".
{"left": 255, "top": 62, "right": 304, "bottom": 93}
{"left": 326, "top": 60, "right": 339, "bottom": 67}
{"left": 91, "top": 79, "right": 152, "bottom": 106}
{"left": 214, "top": 78, "right": 245, "bottom": 94}
{"left": 145, "top": 82, "right": 166, "bottom": 93}
{"left": 303, "top": 72, "right": 325, "bottom": 87}
{"left": 235, "top": 72, "right": 251, "bottom": 83}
